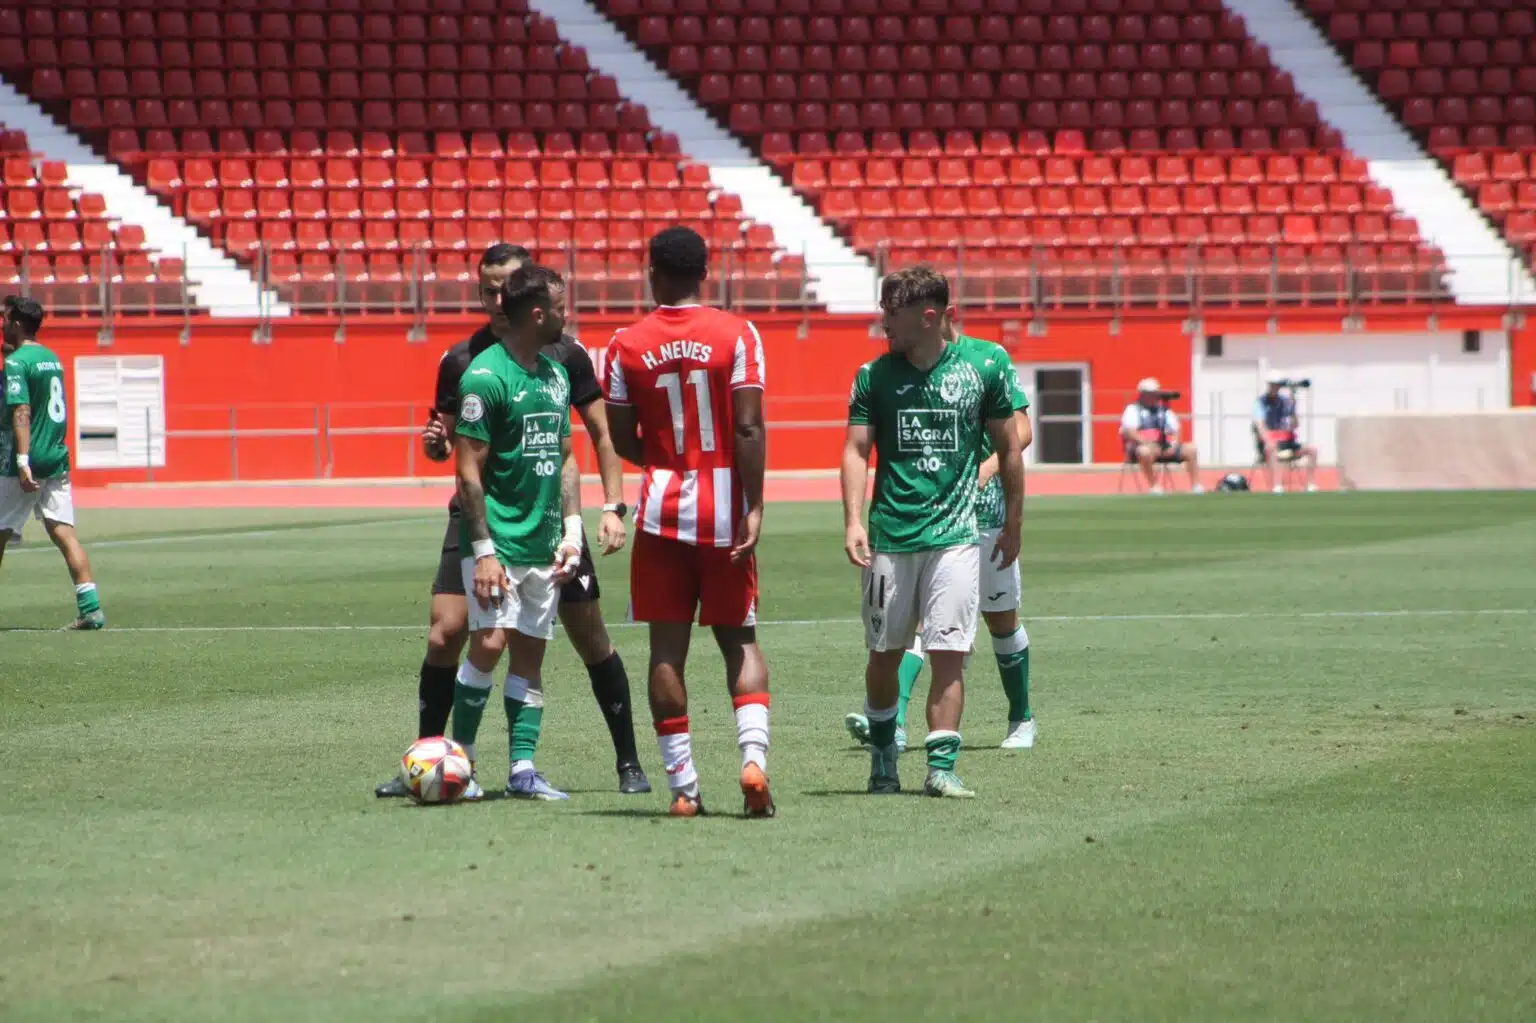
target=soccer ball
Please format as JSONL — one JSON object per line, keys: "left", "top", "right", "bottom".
{"left": 400, "top": 736, "right": 474, "bottom": 805}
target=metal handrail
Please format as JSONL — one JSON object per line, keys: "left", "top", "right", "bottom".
{"left": 135, "top": 392, "right": 1346, "bottom": 481}
{"left": 14, "top": 241, "right": 1523, "bottom": 333}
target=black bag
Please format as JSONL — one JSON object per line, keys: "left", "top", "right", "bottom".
{"left": 1217, "top": 472, "right": 1250, "bottom": 492}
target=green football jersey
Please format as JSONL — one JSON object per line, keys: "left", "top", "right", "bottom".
{"left": 849, "top": 338, "right": 1016, "bottom": 553}
{"left": 1, "top": 342, "right": 70, "bottom": 479}
{"left": 952, "top": 335, "right": 1029, "bottom": 531}
{"left": 454, "top": 343, "right": 572, "bottom": 567}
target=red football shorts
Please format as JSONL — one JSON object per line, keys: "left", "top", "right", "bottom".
{"left": 630, "top": 530, "right": 758, "bottom": 627}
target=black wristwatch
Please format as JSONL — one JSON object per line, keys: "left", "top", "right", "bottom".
{"left": 603, "top": 503, "right": 628, "bottom": 519}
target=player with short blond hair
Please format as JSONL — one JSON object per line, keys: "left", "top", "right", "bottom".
{"left": 843, "top": 312, "right": 1036, "bottom": 753}
{"left": 841, "top": 267, "right": 1025, "bottom": 798}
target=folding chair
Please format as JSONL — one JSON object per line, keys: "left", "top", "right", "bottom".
{"left": 1253, "top": 425, "right": 1304, "bottom": 492}
{"left": 1118, "top": 429, "right": 1179, "bottom": 493}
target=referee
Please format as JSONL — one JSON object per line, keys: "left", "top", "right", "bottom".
{"left": 375, "top": 243, "right": 650, "bottom": 796}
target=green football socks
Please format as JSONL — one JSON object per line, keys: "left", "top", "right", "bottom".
{"left": 505, "top": 681, "right": 545, "bottom": 768}
{"left": 925, "top": 730, "right": 962, "bottom": 773}
{"left": 991, "top": 626, "right": 1032, "bottom": 723}
{"left": 75, "top": 583, "right": 100, "bottom": 617}
{"left": 893, "top": 648, "right": 925, "bottom": 731}
{"left": 450, "top": 662, "right": 494, "bottom": 762}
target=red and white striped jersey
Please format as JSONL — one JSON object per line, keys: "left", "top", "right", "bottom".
{"left": 603, "top": 304, "right": 765, "bottom": 547}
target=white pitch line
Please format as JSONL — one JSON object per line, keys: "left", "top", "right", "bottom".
{"left": 4, "top": 515, "right": 439, "bottom": 554}
{"left": 7, "top": 607, "right": 1531, "bottom": 635}
{"left": 1031, "top": 607, "right": 1536, "bottom": 623}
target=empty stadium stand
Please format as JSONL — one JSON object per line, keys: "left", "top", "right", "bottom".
{"left": 0, "top": 0, "right": 802, "bottom": 314}
{"left": 0, "top": 123, "right": 184, "bottom": 315}
{"left": 1301, "top": 0, "right": 1536, "bottom": 267}
{"left": 598, "top": 0, "right": 1451, "bottom": 308}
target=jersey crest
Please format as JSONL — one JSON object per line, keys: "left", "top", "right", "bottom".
{"left": 542, "top": 372, "right": 569, "bottom": 408}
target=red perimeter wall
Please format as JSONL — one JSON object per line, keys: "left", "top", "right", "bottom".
{"left": 35, "top": 306, "right": 1521, "bottom": 486}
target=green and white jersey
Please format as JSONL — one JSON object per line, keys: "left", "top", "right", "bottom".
{"left": 1, "top": 342, "right": 70, "bottom": 479}
{"left": 455, "top": 343, "right": 572, "bottom": 567}
{"left": 952, "top": 334, "right": 1029, "bottom": 531}
{"left": 849, "top": 338, "right": 1016, "bottom": 553}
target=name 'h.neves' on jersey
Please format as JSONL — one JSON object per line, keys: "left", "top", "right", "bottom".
{"left": 641, "top": 340, "right": 713, "bottom": 369}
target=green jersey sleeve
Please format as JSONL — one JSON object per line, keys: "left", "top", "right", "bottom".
{"left": 4, "top": 358, "right": 24, "bottom": 407}
{"left": 455, "top": 367, "right": 501, "bottom": 444}
{"left": 1004, "top": 360, "right": 1029, "bottom": 413}
{"left": 557, "top": 365, "right": 573, "bottom": 439}
{"left": 848, "top": 363, "right": 874, "bottom": 426}
{"left": 981, "top": 349, "right": 1014, "bottom": 422}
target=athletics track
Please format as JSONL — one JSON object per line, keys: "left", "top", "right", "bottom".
{"left": 75, "top": 468, "right": 1340, "bottom": 509}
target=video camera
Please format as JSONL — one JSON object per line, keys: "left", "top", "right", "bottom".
{"left": 1270, "top": 378, "right": 1311, "bottom": 389}
{"left": 1156, "top": 390, "right": 1182, "bottom": 402}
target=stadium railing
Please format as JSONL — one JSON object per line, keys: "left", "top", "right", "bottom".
{"left": 143, "top": 390, "right": 1325, "bottom": 482}
{"left": 9, "top": 245, "right": 1531, "bottom": 327}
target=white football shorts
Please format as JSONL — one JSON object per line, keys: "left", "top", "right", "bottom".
{"left": 0, "top": 474, "right": 75, "bottom": 536}
{"left": 861, "top": 544, "right": 980, "bottom": 653}
{"left": 978, "top": 526, "right": 1021, "bottom": 613}
{"left": 460, "top": 557, "right": 560, "bottom": 639}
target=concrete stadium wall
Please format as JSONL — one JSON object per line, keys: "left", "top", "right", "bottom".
{"left": 1193, "top": 329, "right": 1511, "bottom": 465}
{"left": 27, "top": 305, "right": 1522, "bottom": 485}
{"left": 1338, "top": 410, "right": 1536, "bottom": 490}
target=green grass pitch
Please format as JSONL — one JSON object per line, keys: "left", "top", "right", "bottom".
{"left": 2, "top": 493, "right": 1534, "bottom": 1022}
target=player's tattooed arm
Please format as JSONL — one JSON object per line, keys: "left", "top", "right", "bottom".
{"left": 552, "top": 434, "right": 584, "bottom": 582}
{"left": 454, "top": 434, "right": 493, "bottom": 544}
{"left": 11, "top": 402, "right": 31, "bottom": 459}
{"left": 458, "top": 431, "right": 510, "bottom": 607}
{"left": 12, "top": 402, "right": 36, "bottom": 491}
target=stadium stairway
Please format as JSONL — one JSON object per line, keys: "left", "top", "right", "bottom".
{"left": 537, "top": 0, "right": 879, "bottom": 312}
{"left": 0, "top": 76, "right": 278, "bottom": 318}
{"left": 1234, "top": 0, "right": 1534, "bottom": 305}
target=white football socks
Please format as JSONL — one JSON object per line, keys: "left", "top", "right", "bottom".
{"left": 733, "top": 696, "right": 769, "bottom": 772}
{"left": 655, "top": 718, "right": 699, "bottom": 795}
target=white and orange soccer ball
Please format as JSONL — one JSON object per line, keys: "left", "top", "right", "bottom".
{"left": 399, "top": 736, "right": 474, "bottom": 805}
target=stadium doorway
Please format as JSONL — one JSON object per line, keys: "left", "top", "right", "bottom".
{"left": 1018, "top": 364, "right": 1090, "bottom": 465}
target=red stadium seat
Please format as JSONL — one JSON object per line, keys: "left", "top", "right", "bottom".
{"left": 2, "top": 0, "right": 1448, "bottom": 309}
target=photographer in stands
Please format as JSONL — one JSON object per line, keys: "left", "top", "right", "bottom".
{"left": 1119, "top": 378, "right": 1203, "bottom": 494}
{"left": 1254, "top": 372, "right": 1319, "bottom": 493}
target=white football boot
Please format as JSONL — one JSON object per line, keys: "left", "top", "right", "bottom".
{"left": 1000, "top": 719, "right": 1037, "bottom": 750}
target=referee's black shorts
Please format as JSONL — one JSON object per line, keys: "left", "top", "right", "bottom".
{"left": 431, "top": 510, "right": 600, "bottom": 603}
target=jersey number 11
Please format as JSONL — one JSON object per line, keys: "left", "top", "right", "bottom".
{"left": 656, "top": 370, "right": 716, "bottom": 453}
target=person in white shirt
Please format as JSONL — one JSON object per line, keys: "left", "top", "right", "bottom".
{"left": 1119, "top": 377, "right": 1203, "bottom": 494}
